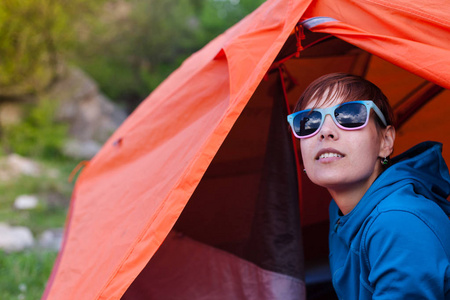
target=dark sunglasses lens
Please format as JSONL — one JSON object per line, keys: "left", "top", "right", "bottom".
{"left": 294, "top": 111, "right": 322, "bottom": 136}
{"left": 335, "top": 103, "right": 367, "bottom": 128}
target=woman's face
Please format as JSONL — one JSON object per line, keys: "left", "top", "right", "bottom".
{"left": 300, "top": 96, "right": 386, "bottom": 194}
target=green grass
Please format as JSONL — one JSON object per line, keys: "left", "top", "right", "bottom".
{"left": 0, "top": 158, "right": 76, "bottom": 235}
{"left": 0, "top": 156, "right": 78, "bottom": 299}
{"left": 0, "top": 250, "right": 58, "bottom": 300}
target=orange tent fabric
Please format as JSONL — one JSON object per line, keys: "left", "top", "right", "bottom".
{"left": 43, "top": 0, "right": 450, "bottom": 299}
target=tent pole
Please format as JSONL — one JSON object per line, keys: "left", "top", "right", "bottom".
{"left": 394, "top": 82, "right": 444, "bottom": 128}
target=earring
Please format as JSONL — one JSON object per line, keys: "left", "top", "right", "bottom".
{"left": 381, "top": 157, "right": 389, "bottom": 165}
{"left": 303, "top": 169, "right": 307, "bottom": 174}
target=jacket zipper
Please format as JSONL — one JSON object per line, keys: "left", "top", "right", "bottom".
{"left": 334, "top": 218, "right": 341, "bottom": 232}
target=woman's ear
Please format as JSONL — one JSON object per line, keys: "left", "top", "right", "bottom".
{"left": 379, "top": 125, "right": 396, "bottom": 158}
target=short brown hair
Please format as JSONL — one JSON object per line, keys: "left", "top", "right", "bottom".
{"left": 294, "top": 73, "right": 395, "bottom": 128}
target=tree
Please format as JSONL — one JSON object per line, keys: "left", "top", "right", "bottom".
{"left": 75, "top": 0, "right": 265, "bottom": 112}
{"left": 0, "top": 0, "right": 105, "bottom": 98}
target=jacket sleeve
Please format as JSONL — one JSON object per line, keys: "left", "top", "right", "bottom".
{"left": 362, "top": 210, "right": 450, "bottom": 300}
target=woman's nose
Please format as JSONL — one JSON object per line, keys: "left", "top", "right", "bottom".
{"left": 319, "top": 114, "right": 338, "bottom": 140}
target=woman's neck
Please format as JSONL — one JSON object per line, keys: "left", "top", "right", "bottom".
{"left": 328, "top": 163, "right": 384, "bottom": 215}
{"left": 328, "top": 177, "right": 378, "bottom": 215}
{"left": 329, "top": 188, "right": 365, "bottom": 215}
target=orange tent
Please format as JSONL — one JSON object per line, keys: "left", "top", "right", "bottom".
{"left": 43, "top": 0, "right": 450, "bottom": 299}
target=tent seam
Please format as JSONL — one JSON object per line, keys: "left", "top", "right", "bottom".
{"left": 94, "top": 206, "right": 163, "bottom": 299}
{"left": 312, "top": 22, "right": 450, "bottom": 88}
{"left": 360, "top": 0, "right": 450, "bottom": 27}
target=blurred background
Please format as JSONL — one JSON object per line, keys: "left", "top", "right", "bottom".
{"left": 0, "top": 0, "right": 264, "bottom": 298}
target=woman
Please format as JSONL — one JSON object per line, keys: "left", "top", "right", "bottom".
{"left": 287, "top": 73, "right": 450, "bottom": 299}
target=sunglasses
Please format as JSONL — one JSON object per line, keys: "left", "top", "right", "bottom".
{"left": 287, "top": 100, "right": 387, "bottom": 139}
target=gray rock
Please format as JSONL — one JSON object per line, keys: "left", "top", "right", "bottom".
{"left": 47, "top": 66, "right": 127, "bottom": 144}
{"left": 63, "top": 138, "right": 102, "bottom": 160}
{"left": 0, "top": 154, "right": 41, "bottom": 182}
{"left": 6, "top": 153, "right": 40, "bottom": 176}
{"left": 38, "top": 228, "right": 64, "bottom": 251}
{"left": 39, "top": 66, "right": 127, "bottom": 159}
{"left": 0, "top": 65, "right": 127, "bottom": 160}
{"left": 0, "top": 223, "right": 34, "bottom": 252}
{"left": 14, "top": 195, "right": 39, "bottom": 210}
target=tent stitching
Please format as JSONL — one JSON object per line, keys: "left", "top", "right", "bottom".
{"left": 361, "top": 0, "right": 450, "bottom": 26}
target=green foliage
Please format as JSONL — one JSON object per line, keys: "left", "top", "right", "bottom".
{"left": 1, "top": 99, "right": 68, "bottom": 159}
{"left": 73, "top": 0, "right": 200, "bottom": 108}
{"left": 0, "top": 0, "right": 106, "bottom": 95}
{"left": 1, "top": 0, "right": 265, "bottom": 105}
{"left": 199, "top": 0, "right": 265, "bottom": 38}
{"left": 74, "top": 0, "right": 265, "bottom": 110}
{"left": 0, "top": 250, "right": 57, "bottom": 300}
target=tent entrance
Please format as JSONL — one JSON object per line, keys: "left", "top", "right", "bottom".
{"left": 122, "top": 62, "right": 307, "bottom": 299}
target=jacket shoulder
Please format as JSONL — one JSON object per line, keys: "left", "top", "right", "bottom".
{"left": 363, "top": 197, "right": 450, "bottom": 259}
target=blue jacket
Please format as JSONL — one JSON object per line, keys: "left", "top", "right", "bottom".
{"left": 329, "top": 142, "right": 450, "bottom": 299}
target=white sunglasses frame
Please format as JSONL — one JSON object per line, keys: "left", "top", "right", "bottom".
{"left": 287, "top": 100, "right": 388, "bottom": 139}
